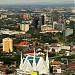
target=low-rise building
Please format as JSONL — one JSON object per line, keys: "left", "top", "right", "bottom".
{"left": 51, "top": 61, "right": 61, "bottom": 74}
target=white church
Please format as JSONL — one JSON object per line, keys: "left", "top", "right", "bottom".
{"left": 18, "top": 48, "right": 49, "bottom": 75}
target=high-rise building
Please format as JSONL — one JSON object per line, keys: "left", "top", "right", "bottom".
{"left": 3, "top": 38, "right": 13, "bottom": 52}
{"left": 33, "top": 17, "right": 39, "bottom": 29}
{"left": 20, "top": 23, "right": 29, "bottom": 32}
{"left": 53, "top": 22, "right": 65, "bottom": 31}
{"left": 41, "top": 15, "right": 45, "bottom": 25}
{"left": 41, "top": 13, "right": 46, "bottom": 25}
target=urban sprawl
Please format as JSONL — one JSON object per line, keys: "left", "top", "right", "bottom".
{"left": 0, "top": 5, "right": 75, "bottom": 75}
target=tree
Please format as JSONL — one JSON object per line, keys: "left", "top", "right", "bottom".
{"left": 18, "top": 46, "right": 25, "bottom": 51}
{"left": 5, "top": 69, "right": 13, "bottom": 74}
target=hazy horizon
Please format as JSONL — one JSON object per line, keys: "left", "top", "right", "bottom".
{"left": 0, "top": 0, "right": 74, "bottom": 5}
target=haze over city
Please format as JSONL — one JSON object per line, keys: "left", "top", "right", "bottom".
{"left": 0, "top": 0, "right": 74, "bottom": 5}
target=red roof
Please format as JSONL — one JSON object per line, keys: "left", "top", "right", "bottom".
{"left": 14, "top": 41, "right": 29, "bottom": 47}
{"left": 41, "top": 29, "right": 59, "bottom": 33}
{"left": 73, "top": 46, "right": 75, "bottom": 50}
{"left": 67, "top": 62, "right": 75, "bottom": 68}
{"left": 45, "top": 29, "right": 58, "bottom": 31}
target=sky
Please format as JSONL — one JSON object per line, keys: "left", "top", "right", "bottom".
{"left": 0, "top": 0, "right": 74, "bottom": 4}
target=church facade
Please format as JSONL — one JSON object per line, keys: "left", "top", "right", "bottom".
{"left": 19, "top": 49, "right": 49, "bottom": 75}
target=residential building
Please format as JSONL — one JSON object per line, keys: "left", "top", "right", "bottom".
{"left": 0, "top": 15, "right": 7, "bottom": 19}
{"left": 3, "top": 38, "right": 13, "bottom": 52}
{"left": 63, "top": 28, "right": 73, "bottom": 37}
{"left": 22, "top": 13, "right": 30, "bottom": 20}
{"left": 40, "top": 24, "right": 59, "bottom": 33}
{"left": 20, "top": 23, "right": 29, "bottom": 32}
{"left": 53, "top": 22, "right": 65, "bottom": 31}
{"left": 51, "top": 61, "right": 61, "bottom": 74}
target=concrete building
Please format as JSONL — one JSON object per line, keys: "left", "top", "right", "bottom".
{"left": 3, "top": 38, "right": 13, "bottom": 52}
{"left": 51, "top": 61, "right": 61, "bottom": 74}
{"left": 0, "top": 29, "right": 25, "bottom": 35}
{"left": 71, "top": 9, "right": 75, "bottom": 13}
{"left": 22, "top": 13, "right": 30, "bottom": 20}
{"left": 41, "top": 13, "right": 46, "bottom": 25}
{"left": 48, "top": 44, "right": 70, "bottom": 53}
{"left": 33, "top": 17, "right": 39, "bottom": 29}
{"left": 41, "top": 24, "right": 52, "bottom": 31}
{"left": 0, "top": 15, "right": 7, "bottom": 19}
{"left": 20, "top": 23, "right": 29, "bottom": 32}
{"left": 53, "top": 21, "right": 58, "bottom": 29}
{"left": 40, "top": 24, "right": 59, "bottom": 33}
{"left": 63, "top": 28, "right": 73, "bottom": 37}
{"left": 53, "top": 21, "right": 65, "bottom": 31}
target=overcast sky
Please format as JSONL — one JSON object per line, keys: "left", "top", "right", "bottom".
{"left": 0, "top": 0, "right": 74, "bottom": 4}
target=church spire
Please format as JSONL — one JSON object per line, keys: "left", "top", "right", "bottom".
{"left": 33, "top": 48, "right": 36, "bottom": 71}
{"left": 20, "top": 52, "right": 23, "bottom": 64}
{"left": 46, "top": 49, "right": 49, "bottom": 69}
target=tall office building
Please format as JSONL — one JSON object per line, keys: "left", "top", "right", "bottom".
{"left": 33, "top": 17, "right": 39, "bottom": 29}
{"left": 41, "top": 14, "right": 46, "bottom": 25}
{"left": 20, "top": 23, "right": 29, "bottom": 32}
{"left": 3, "top": 38, "right": 13, "bottom": 53}
{"left": 41, "top": 15, "right": 45, "bottom": 25}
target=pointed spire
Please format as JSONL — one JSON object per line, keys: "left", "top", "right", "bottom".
{"left": 33, "top": 48, "right": 36, "bottom": 71}
{"left": 46, "top": 49, "right": 49, "bottom": 69}
{"left": 20, "top": 52, "right": 23, "bottom": 64}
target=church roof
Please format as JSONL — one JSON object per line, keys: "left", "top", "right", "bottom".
{"left": 23, "top": 56, "right": 40, "bottom": 66}
{"left": 20, "top": 55, "right": 49, "bottom": 75}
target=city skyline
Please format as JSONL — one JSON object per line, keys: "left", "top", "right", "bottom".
{"left": 0, "top": 0, "right": 74, "bottom": 4}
